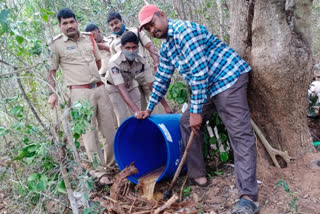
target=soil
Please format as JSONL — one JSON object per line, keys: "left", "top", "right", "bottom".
{"left": 89, "top": 151, "right": 320, "bottom": 214}
{"left": 0, "top": 151, "right": 319, "bottom": 214}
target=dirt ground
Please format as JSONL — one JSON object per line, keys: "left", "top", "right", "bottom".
{"left": 87, "top": 151, "right": 320, "bottom": 214}
{"left": 0, "top": 151, "right": 319, "bottom": 214}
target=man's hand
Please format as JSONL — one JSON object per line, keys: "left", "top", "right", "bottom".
{"left": 164, "top": 105, "right": 174, "bottom": 114}
{"left": 97, "top": 43, "right": 110, "bottom": 52}
{"left": 134, "top": 110, "right": 151, "bottom": 119}
{"left": 48, "top": 93, "right": 58, "bottom": 109}
{"left": 190, "top": 113, "right": 202, "bottom": 134}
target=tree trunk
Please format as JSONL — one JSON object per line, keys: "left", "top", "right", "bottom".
{"left": 229, "top": 0, "right": 314, "bottom": 165}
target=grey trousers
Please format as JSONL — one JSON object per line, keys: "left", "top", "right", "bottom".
{"left": 180, "top": 73, "right": 258, "bottom": 201}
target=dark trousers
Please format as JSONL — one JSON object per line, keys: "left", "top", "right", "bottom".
{"left": 180, "top": 73, "right": 258, "bottom": 201}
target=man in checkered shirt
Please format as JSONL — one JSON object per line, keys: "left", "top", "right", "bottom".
{"left": 135, "top": 5, "right": 259, "bottom": 213}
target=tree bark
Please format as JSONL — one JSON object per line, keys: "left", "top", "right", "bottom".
{"left": 229, "top": 0, "right": 314, "bottom": 163}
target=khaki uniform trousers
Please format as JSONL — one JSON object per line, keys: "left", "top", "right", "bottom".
{"left": 135, "top": 72, "right": 165, "bottom": 114}
{"left": 108, "top": 86, "right": 142, "bottom": 126}
{"left": 70, "top": 85, "right": 117, "bottom": 166}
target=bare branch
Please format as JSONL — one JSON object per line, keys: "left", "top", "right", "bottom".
{"left": 0, "top": 63, "right": 43, "bottom": 77}
{"left": 16, "top": 73, "right": 47, "bottom": 130}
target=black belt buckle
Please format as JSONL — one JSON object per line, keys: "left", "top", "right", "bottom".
{"left": 89, "top": 82, "right": 97, "bottom": 89}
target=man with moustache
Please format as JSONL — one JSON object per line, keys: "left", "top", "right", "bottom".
{"left": 135, "top": 5, "right": 259, "bottom": 214}
{"left": 47, "top": 8, "right": 116, "bottom": 167}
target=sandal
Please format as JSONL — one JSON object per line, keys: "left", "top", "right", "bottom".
{"left": 232, "top": 197, "right": 260, "bottom": 214}
{"left": 189, "top": 178, "right": 209, "bottom": 187}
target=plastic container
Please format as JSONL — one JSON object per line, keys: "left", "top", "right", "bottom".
{"left": 114, "top": 114, "right": 183, "bottom": 184}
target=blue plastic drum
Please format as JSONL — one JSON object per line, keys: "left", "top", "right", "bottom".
{"left": 114, "top": 114, "right": 183, "bottom": 184}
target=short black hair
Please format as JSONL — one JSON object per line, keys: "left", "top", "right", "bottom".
{"left": 57, "top": 8, "right": 76, "bottom": 23}
{"left": 107, "top": 11, "right": 122, "bottom": 23}
{"left": 85, "top": 24, "right": 99, "bottom": 32}
{"left": 121, "top": 31, "right": 138, "bottom": 46}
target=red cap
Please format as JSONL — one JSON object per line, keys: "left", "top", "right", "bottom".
{"left": 138, "top": 4, "right": 160, "bottom": 31}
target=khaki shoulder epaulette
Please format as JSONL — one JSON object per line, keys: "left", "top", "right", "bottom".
{"left": 52, "top": 34, "right": 62, "bottom": 41}
{"left": 49, "top": 34, "right": 62, "bottom": 45}
{"left": 109, "top": 52, "right": 122, "bottom": 65}
{"left": 137, "top": 54, "right": 146, "bottom": 64}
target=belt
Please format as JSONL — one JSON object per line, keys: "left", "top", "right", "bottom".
{"left": 68, "top": 81, "right": 104, "bottom": 89}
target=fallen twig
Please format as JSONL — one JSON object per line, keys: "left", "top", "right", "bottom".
{"left": 103, "top": 195, "right": 118, "bottom": 203}
{"left": 129, "top": 198, "right": 136, "bottom": 213}
{"left": 154, "top": 193, "right": 178, "bottom": 214}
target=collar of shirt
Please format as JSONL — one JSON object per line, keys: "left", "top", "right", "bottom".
{"left": 167, "top": 19, "right": 175, "bottom": 39}
{"left": 62, "top": 32, "right": 86, "bottom": 42}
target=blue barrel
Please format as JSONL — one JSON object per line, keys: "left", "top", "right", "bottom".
{"left": 114, "top": 114, "right": 183, "bottom": 184}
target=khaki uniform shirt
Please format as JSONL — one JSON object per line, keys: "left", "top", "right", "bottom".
{"left": 99, "top": 36, "right": 115, "bottom": 76}
{"left": 49, "top": 32, "right": 102, "bottom": 86}
{"left": 109, "top": 27, "right": 151, "bottom": 57}
{"left": 106, "top": 52, "right": 154, "bottom": 93}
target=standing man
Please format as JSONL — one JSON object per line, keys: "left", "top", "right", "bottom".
{"left": 48, "top": 8, "right": 116, "bottom": 167}
{"left": 84, "top": 24, "right": 114, "bottom": 79}
{"left": 85, "top": 23, "right": 131, "bottom": 126}
{"left": 107, "top": 11, "right": 172, "bottom": 114}
{"left": 136, "top": 5, "right": 259, "bottom": 214}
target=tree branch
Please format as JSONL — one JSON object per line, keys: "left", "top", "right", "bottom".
{"left": 16, "top": 73, "right": 46, "bottom": 130}
{"left": 0, "top": 63, "right": 43, "bottom": 77}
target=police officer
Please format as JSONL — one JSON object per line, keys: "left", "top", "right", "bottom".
{"left": 47, "top": 8, "right": 116, "bottom": 167}
{"left": 85, "top": 23, "right": 131, "bottom": 126}
{"left": 107, "top": 11, "right": 172, "bottom": 114}
{"left": 105, "top": 31, "right": 153, "bottom": 121}
{"left": 85, "top": 24, "right": 114, "bottom": 79}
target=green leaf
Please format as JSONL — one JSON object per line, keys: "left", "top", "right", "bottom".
{"left": 16, "top": 35, "right": 25, "bottom": 44}
{"left": 0, "top": 10, "right": 10, "bottom": 34}
{"left": 9, "top": 105, "right": 24, "bottom": 117}
{"left": 277, "top": 179, "right": 283, "bottom": 188}
{"left": 37, "top": 175, "right": 48, "bottom": 191}
{"left": 14, "top": 144, "right": 38, "bottom": 160}
{"left": 183, "top": 186, "right": 191, "bottom": 196}
{"left": 0, "top": 127, "right": 9, "bottom": 136}
{"left": 57, "top": 179, "right": 66, "bottom": 194}
{"left": 1, "top": 95, "right": 19, "bottom": 104}
{"left": 209, "top": 137, "right": 217, "bottom": 144}
{"left": 214, "top": 171, "right": 224, "bottom": 175}
{"left": 42, "top": 14, "right": 49, "bottom": 22}
{"left": 283, "top": 181, "right": 290, "bottom": 192}
{"left": 220, "top": 152, "right": 229, "bottom": 162}
{"left": 84, "top": 193, "right": 89, "bottom": 200}
{"left": 27, "top": 173, "right": 41, "bottom": 191}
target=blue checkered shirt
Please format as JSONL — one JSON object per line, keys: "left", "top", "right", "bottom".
{"left": 147, "top": 19, "right": 251, "bottom": 113}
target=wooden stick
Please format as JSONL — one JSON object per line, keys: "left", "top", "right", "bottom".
{"left": 168, "top": 131, "right": 195, "bottom": 192}
{"left": 179, "top": 175, "right": 188, "bottom": 201}
{"left": 154, "top": 194, "right": 178, "bottom": 214}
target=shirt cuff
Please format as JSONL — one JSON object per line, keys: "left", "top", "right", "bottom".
{"left": 147, "top": 102, "right": 155, "bottom": 112}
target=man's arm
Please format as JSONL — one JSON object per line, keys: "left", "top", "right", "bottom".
{"left": 144, "top": 42, "right": 160, "bottom": 70}
{"left": 97, "top": 43, "right": 110, "bottom": 52}
{"left": 178, "top": 26, "right": 210, "bottom": 133}
{"left": 47, "top": 69, "right": 58, "bottom": 109}
{"left": 116, "top": 84, "right": 140, "bottom": 113}
{"left": 96, "top": 59, "right": 101, "bottom": 70}
{"left": 147, "top": 82, "right": 172, "bottom": 113}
